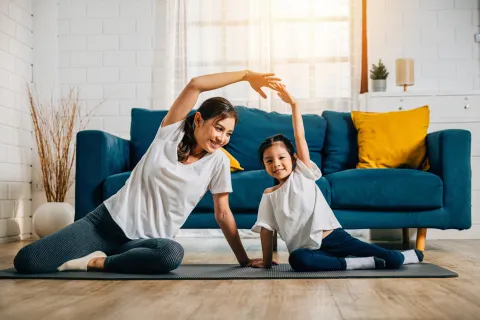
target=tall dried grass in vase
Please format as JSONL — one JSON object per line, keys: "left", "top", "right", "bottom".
{"left": 27, "top": 85, "right": 97, "bottom": 203}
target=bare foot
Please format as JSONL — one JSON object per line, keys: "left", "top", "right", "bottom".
{"left": 87, "top": 257, "right": 106, "bottom": 271}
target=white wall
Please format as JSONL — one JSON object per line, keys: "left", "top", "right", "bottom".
{"left": 30, "top": 0, "right": 59, "bottom": 230}
{"left": 368, "top": 0, "right": 479, "bottom": 92}
{"left": 0, "top": 0, "right": 33, "bottom": 242}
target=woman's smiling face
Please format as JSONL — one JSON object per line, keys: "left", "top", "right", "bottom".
{"left": 194, "top": 114, "right": 236, "bottom": 153}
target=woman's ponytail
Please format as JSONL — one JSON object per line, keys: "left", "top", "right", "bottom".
{"left": 178, "top": 114, "right": 196, "bottom": 163}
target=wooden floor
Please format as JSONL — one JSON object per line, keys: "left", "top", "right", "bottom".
{"left": 0, "top": 238, "right": 479, "bottom": 320}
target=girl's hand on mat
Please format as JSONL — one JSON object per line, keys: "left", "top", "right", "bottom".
{"left": 273, "top": 83, "right": 296, "bottom": 106}
{"left": 244, "top": 71, "right": 282, "bottom": 99}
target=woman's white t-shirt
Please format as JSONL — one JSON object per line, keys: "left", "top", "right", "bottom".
{"left": 104, "top": 120, "right": 232, "bottom": 240}
{"left": 252, "top": 159, "right": 342, "bottom": 253}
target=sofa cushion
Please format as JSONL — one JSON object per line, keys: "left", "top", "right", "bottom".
{"left": 130, "top": 108, "right": 199, "bottom": 169}
{"left": 130, "top": 107, "right": 326, "bottom": 172}
{"left": 196, "top": 170, "right": 274, "bottom": 212}
{"left": 130, "top": 108, "right": 167, "bottom": 169}
{"left": 103, "top": 170, "right": 275, "bottom": 213}
{"left": 325, "top": 169, "right": 443, "bottom": 210}
{"left": 225, "top": 106, "right": 326, "bottom": 171}
{"left": 321, "top": 111, "right": 358, "bottom": 175}
{"left": 103, "top": 172, "right": 131, "bottom": 200}
{"left": 316, "top": 177, "right": 332, "bottom": 206}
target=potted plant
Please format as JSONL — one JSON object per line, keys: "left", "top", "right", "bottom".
{"left": 370, "top": 59, "right": 389, "bottom": 92}
{"left": 27, "top": 86, "right": 96, "bottom": 238}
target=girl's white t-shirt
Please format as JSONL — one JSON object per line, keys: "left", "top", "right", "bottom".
{"left": 252, "top": 159, "right": 342, "bottom": 253}
{"left": 104, "top": 119, "right": 232, "bottom": 240}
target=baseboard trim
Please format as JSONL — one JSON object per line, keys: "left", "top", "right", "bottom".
{"left": 0, "top": 234, "right": 31, "bottom": 244}
{"left": 421, "top": 224, "right": 480, "bottom": 240}
{"left": 175, "top": 229, "right": 371, "bottom": 239}
{"left": 369, "top": 224, "right": 480, "bottom": 241}
{"left": 176, "top": 227, "right": 480, "bottom": 240}
{"left": 3, "top": 227, "right": 477, "bottom": 243}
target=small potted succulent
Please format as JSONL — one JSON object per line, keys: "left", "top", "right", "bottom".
{"left": 370, "top": 59, "right": 389, "bottom": 92}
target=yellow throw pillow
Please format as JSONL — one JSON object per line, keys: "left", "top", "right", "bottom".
{"left": 220, "top": 147, "right": 244, "bottom": 172}
{"left": 351, "top": 105, "right": 430, "bottom": 170}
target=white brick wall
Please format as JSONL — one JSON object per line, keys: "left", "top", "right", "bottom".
{"left": 52, "top": 0, "right": 155, "bottom": 208}
{"left": 368, "top": 0, "right": 479, "bottom": 92}
{"left": 57, "top": 0, "right": 155, "bottom": 142}
{"left": 0, "top": 0, "right": 33, "bottom": 241}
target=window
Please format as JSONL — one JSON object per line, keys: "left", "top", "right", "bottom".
{"left": 184, "top": 0, "right": 357, "bottom": 113}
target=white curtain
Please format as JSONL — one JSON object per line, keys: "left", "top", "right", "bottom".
{"left": 153, "top": 0, "right": 363, "bottom": 113}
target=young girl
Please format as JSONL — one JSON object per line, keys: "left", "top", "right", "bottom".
{"left": 14, "top": 70, "right": 281, "bottom": 274}
{"left": 251, "top": 84, "right": 424, "bottom": 271}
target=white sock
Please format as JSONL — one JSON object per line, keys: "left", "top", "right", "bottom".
{"left": 402, "top": 249, "right": 421, "bottom": 265}
{"left": 57, "top": 251, "right": 107, "bottom": 272}
{"left": 345, "top": 257, "right": 375, "bottom": 270}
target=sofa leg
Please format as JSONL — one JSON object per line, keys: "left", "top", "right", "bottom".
{"left": 273, "top": 230, "right": 278, "bottom": 252}
{"left": 402, "top": 228, "right": 410, "bottom": 248}
{"left": 416, "top": 228, "right": 427, "bottom": 252}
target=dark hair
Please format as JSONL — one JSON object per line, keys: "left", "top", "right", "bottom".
{"left": 258, "top": 134, "right": 296, "bottom": 168}
{"left": 178, "top": 97, "right": 238, "bottom": 162}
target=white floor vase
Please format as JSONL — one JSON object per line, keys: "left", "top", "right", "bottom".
{"left": 32, "top": 202, "right": 75, "bottom": 238}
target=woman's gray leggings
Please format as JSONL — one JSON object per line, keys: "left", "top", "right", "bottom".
{"left": 13, "top": 204, "right": 184, "bottom": 274}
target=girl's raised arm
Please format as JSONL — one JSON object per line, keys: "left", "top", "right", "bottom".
{"left": 275, "top": 83, "right": 311, "bottom": 168}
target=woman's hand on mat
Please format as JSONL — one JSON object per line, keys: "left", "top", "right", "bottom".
{"left": 272, "top": 83, "right": 296, "bottom": 106}
{"left": 244, "top": 71, "right": 282, "bottom": 99}
{"left": 251, "top": 259, "right": 278, "bottom": 269}
{"left": 242, "top": 258, "right": 262, "bottom": 267}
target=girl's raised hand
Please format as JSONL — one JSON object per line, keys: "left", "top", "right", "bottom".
{"left": 273, "top": 83, "right": 296, "bottom": 106}
{"left": 244, "top": 71, "right": 282, "bottom": 99}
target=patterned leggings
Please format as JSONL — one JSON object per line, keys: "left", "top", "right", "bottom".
{"left": 14, "top": 204, "right": 184, "bottom": 274}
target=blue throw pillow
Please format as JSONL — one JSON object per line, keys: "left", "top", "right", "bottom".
{"left": 225, "top": 106, "right": 326, "bottom": 171}
{"left": 130, "top": 107, "right": 327, "bottom": 172}
{"left": 321, "top": 111, "right": 358, "bottom": 175}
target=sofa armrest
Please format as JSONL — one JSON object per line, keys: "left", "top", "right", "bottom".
{"left": 75, "top": 130, "right": 130, "bottom": 220}
{"left": 427, "top": 129, "right": 471, "bottom": 229}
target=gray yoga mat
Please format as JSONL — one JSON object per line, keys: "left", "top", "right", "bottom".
{"left": 0, "top": 263, "right": 457, "bottom": 280}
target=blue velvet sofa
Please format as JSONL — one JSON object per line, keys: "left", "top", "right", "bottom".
{"left": 75, "top": 107, "right": 471, "bottom": 250}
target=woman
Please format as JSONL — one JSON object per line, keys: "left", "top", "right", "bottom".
{"left": 14, "top": 70, "right": 282, "bottom": 274}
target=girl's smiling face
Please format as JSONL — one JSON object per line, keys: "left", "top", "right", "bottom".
{"left": 262, "top": 142, "right": 295, "bottom": 183}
